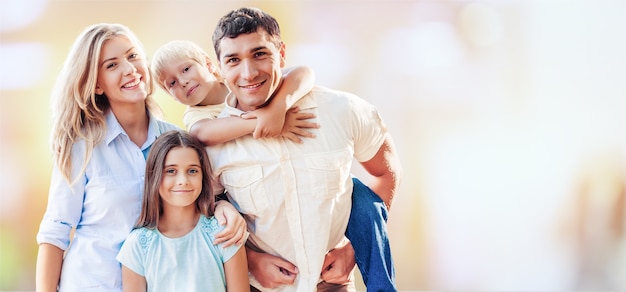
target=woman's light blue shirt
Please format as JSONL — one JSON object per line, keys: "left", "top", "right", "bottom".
{"left": 36, "top": 110, "right": 179, "bottom": 292}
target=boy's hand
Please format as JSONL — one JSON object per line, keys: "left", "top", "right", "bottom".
{"left": 281, "top": 107, "right": 319, "bottom": 144}
{"left": 244, "top": 107, "right": 319, "bottom": 142}
{"left": 320, "top": 238, "right": 356, "bottom": 284}
{"left": 213, "top": 200, "right": 247, "bottom": 247}
{"left": 244, "top": 106, "right": 284, "bottom": 138}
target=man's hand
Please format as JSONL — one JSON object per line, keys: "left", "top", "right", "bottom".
{"left": 248, "top": 249, "right": 299, "bottom": 288}
{"left": 213, "top": 200, "right": 247, "bottom": 247}
{"left": 320, "top": 239, "right": 356, "bottom": 284}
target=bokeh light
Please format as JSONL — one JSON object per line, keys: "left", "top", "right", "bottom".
{"left": 1, "top": 0, "right": 626, "bottom": 290}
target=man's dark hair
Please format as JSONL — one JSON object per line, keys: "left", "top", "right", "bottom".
{"left": 212, "top": 7, "right": 282, "bottom": 60}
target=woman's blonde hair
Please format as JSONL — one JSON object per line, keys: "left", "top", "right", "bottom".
{"left": 50, "top": 23, "right": 162, "bottom": 183}
{"left": 150, "top": 40, "right": 222, "bottom": 92}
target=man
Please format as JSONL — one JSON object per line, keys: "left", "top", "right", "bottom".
{"left": 207, "top": 7, "right": 402, "bottom": 291}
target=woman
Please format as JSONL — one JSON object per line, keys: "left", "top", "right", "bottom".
{"left": 35, "top": 23, "right": 246, "bottom": 292}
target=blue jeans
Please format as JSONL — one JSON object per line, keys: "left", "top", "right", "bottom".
{"left": 346, "top": 177, "right": 397, "bottom": 292}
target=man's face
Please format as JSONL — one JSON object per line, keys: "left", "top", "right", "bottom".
{"left": 218, "top": 29, "right": 285, "bottom": 112}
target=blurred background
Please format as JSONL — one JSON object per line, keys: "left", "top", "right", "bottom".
{"left": 1, "top": 0, "right": 626, "bottom": 290}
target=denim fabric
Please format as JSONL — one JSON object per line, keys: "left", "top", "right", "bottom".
{"left": 346, "top": 177, "right": 397, "bottom": 292}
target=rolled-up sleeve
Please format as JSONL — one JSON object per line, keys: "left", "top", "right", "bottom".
{"left": 36, "top": 146, "right": 86, "bottom": 251}
{"left": 351, "top": 97, "right": 388, "bottom": 162}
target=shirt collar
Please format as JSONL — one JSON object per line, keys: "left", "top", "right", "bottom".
{"left": 222, "top": 91, "right": 244, "bottom": 118}
{"left": 104, "top": 109, "right": 160, "bottom": 150}
{"left": 143, "top": 111, "right": 161, "bottom": 150}
{"left": 104, "top": 110, "right": 125, "bottom": 145}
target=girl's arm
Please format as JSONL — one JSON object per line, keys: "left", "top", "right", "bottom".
{"left": 35, "top": 243, "right": 63, "bottom": 292}
{"left": 121, "top": 265, "right": 147, "bottom": 292}
{"left": 244, "top": 66, "right": 316, "bottom": 138}
{"left": 224, "top": 247, "right": 249, "bottom": 291}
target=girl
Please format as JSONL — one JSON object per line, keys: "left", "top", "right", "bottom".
{"left": 117, "top": 130, "right": 249, "bottom": 291}
{"left": 35, "top": 23, "right": 246, "bottom": 292}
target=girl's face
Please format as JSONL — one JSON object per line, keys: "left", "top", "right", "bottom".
{"left": 159, "top": 146, "right": 203, "bottom": 209}
{"left": 95, "top": 35, "right": 149, "bottom": 107}
{"left": 159, "top": 57, "right": 221, "bottom": 107}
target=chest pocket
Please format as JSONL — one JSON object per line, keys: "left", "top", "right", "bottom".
{"left": 305, "top": 150, "right": 352, "bottom": 199}
{"left": 221, "top": 165, "right": 268, "bottom": 215}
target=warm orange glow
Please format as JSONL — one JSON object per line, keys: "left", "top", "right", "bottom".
{"left": 2, "top": 0, "right": 626, "bottom": 290}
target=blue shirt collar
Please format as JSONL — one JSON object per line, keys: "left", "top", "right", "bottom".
{"left": 103, "top": 109, "right": 160, "bottom": 151}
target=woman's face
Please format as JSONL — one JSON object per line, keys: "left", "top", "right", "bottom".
{"left": 95, "top": 35, "right": 150, "bottom": 107}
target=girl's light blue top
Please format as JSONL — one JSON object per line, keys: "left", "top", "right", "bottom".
{"left": 117, "top": 215, "right": 244, "bottom": 292}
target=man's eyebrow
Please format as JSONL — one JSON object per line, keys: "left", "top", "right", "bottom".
{"left": 222, "top": 46, "right": 268, "bottom": 59}
{"left": 223, "top": 52, "right": 237, "bottom": 59}
{"left": 250, "top": 46, "right": 267, "bottom": 52}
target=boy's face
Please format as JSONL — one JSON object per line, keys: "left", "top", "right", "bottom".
{"left": 218, "top": 29, "right": 285, "bottom": 112}
{"left": 158, "top": 57, "right": 221, "bottom": 106}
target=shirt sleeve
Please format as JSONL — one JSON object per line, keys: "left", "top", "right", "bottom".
{"left": 183, "top": 105, "right": 223, "bottom": 131}
{"left": 116, "top": 229, "right": 147, "bottom": 276}
{"left": 220, "top": 231, "right": 248, "bottom": 263}
{"left": 350, "top": 95, "right": 388, "bottom": 162}
{"left": 205, "top": 217, "right": 247, "bottom": 263}
{"left": 36, "top": 142, "right": 87, "bottom": 250}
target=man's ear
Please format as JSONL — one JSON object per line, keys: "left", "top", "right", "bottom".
{"left": 279, "top": 42, "right": 286, "bottom": 68}
{"left": 206, "top": 56, "right": 214, "bottom": 70}
{"left": 95, "top": 85, "right": 104, "bottom": 95}
{"left": 206, "top": 56, "right": 219, "bottom": 74}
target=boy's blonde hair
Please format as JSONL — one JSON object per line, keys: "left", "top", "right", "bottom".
{"left": 151, "top": 40, "right": 221, "bottom": 92}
